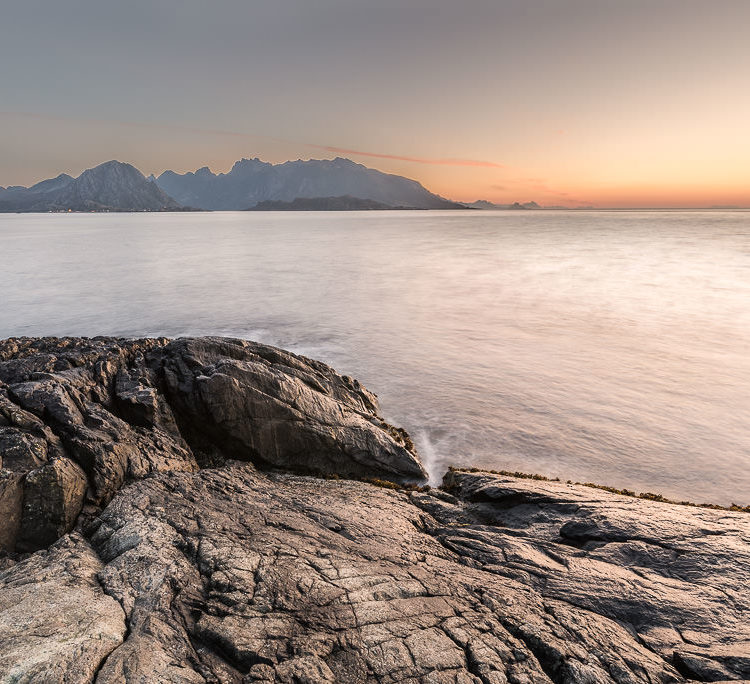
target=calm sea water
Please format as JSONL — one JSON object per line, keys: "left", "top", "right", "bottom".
{"left": 1, "top": 210, "right": 748, "bottom": 504}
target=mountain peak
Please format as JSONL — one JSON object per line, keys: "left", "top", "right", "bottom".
{"left": 230, "top": 157, "right": 267, "bottom": 173}
{"left": 0, "top": 161, "right": 181, "bottom": 212}
{"left": 81, "top": 160, "right": 140, "bottom": 176}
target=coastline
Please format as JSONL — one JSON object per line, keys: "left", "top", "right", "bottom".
{"left": 1, "top": 336, "right": 748, "bottom": 681}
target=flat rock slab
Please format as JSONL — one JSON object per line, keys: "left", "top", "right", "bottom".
{"left": 3, "top": 465, "right": 748, "bottom": 683}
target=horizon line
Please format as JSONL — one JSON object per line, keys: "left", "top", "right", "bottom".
{"left": 3, "top": 152, "right": 749, "bottom": 211}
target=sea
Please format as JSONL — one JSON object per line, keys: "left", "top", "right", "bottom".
{"left": 1, "top": 210, "right": 748, "bottom": 504}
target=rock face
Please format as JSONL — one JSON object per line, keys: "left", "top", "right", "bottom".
{"left": 0, "top": 338, "right": 748, "bottom": 683}
{"left": 0, "top": 161, "right": 182, "bottom": 212}
{"left": 0, "top": 336, "right": 426, "bottom": 553}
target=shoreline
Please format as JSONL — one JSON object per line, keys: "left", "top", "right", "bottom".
{"left": 1, "top": 336, "right": 748, "bottom": 681}
{"left": 445, "top": 466, "right": 750, "bottom": 513}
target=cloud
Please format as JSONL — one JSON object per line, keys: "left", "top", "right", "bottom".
{"left": 2, "top": 111, "right": 504, "bottom": 169}
{"left": 314, "top": 145, "right": 504, "bottom": 168}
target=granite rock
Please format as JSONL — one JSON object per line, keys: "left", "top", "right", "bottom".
{"left": 2, "top": 464, "right": 747, "bottom": 682}
{"left": 0, "top": 338, "right": 747, "bottom": 682}
{"left": 0, "top": 336, "right": 425, "bottom": 552}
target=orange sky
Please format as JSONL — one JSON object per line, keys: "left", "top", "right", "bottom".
{"left": 2, "top": 1, "right": 750, "bottom": 208}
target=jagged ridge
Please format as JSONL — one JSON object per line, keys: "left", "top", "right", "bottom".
{"left": 156, "top": 157, "right": 464, "bottom": 210}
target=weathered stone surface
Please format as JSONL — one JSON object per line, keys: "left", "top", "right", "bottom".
{"left": 0, "top": 470, "right": 23, "bottom": 551}
{"left": 17, "top": 457, "right": 87, "bottom": 552}
{"left": 159, "top": 337, "right": 425, "bottom": 481}
{"left": 431, "top": 470, "right": 750, "bottom": 680}
{"left": 4, "top": 462, "right": 747, "bottom": 682}
{"left": 0, "top": 336, "right": 426, "bottom": 553}
{"left": 1, "top": 338, "right": 747, "bottom": 682}
{"left": 0, "top": 533, "right": 126, "bottom": 682}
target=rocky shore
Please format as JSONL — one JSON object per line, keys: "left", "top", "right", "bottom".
{"left": 0, "top": 337, "right": 748, "bottom": 683}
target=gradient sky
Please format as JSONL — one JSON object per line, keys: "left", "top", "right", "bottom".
{"left": 1, "top": 0, "right": 749, "bottom": 207}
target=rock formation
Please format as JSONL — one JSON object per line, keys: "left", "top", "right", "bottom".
{"left": 0, "top": 336, "right": 425, "bottom": 554}
{"left": 0, "top": 337, "right": 748, "bottom": 683}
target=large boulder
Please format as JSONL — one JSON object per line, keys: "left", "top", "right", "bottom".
{"left": 0, "top": 336, "right": 426, "bottom": 553}
{"left": 159, "top": 337, "right": 426, "bottom": 481}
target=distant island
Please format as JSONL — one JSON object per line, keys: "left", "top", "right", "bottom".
{"left": 0, "top": 157, "right": 578, "bottom": 214}
{"left": 4, "top": 160, "right": 746, "bottom": 215}
{"left": 247, "top": 195, "right": 428, "bottom": 211}
{"left": 464, "top": 200, "right": 542, "bottom": 210}
{"left": 0, "top": 157, "right": 469, "bottom": 213}
{"left": 0, "top": 156, "right": 601, "bottom": 214}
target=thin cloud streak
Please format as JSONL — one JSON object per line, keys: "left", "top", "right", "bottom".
{"left": 0, "top": 110, "right": 503, "bottom": 170}
{"left": 317, "top": 145, "right": 504, "bottom": 168}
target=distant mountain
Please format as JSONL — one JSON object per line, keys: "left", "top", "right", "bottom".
{"left": 465, "top": 199, "right": 543, "bottom": 210}
{"left": 157, "top": 157, "right": 464, "bottom": 210}
{"left": 508, "top": 201, "right": 541, "bottom": 210}
{"left": 464, "top": 200, "right": 498, "bottom": 209}
{"left": 0, "top": 161, "right": 182, "bottom": 212}
{"left": 248, "top": 195, "right": 403, "bottom": 211}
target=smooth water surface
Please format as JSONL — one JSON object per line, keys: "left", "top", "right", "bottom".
{"left": 1, "top": 210, "right": 748, "bottom": 504}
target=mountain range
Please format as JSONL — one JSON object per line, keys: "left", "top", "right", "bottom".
{"left": 464, "top": 200, "right": 542, "bottom": 210}
{"left": 0, "top": 158, "right": 465, "bottom": 213}
{"left": 155, "top": 157, "right": 462, "bottom": 210}
{"left": 1, "top": 158, "right": 557, "bottom": 213}
{"left": 0, "top": 157, "right": 568, "bottom": 212}
{"left": 0, "top": 161, "right": 181, "bottom": 213}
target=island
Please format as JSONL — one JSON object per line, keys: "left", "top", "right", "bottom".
{"left": 248, "top": 195, "right": 409, "bottom": 211}
{"left": 0, "top": 337, "right": 747, "bottom": 682}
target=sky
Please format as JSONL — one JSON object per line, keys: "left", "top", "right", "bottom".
{"left": 1, "top": 0, "right": 749, "bottom": 208}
